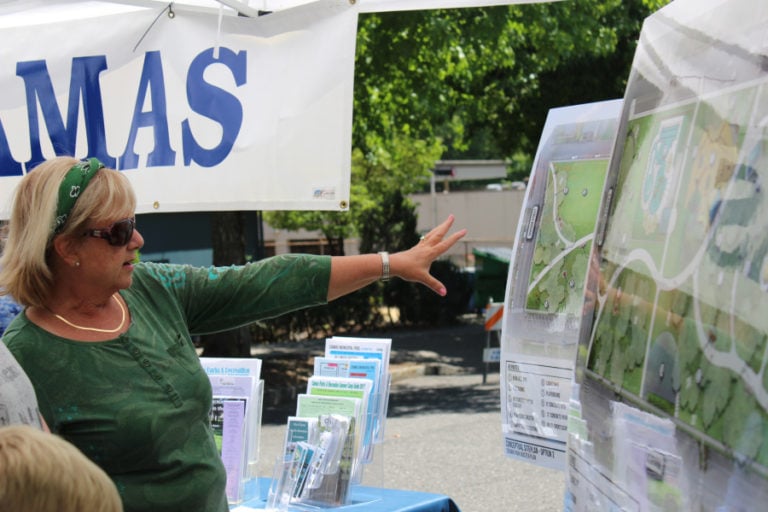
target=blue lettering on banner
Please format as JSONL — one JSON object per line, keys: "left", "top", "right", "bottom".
{"left": 119, "top": 50, "right": 176, "bottom": 170}
{"left": 15, "top": 56, "right": 114, "bottom": 172}
{"left": 0, "top": 48, "right": 246, "bottom": 175}
{"left": 182, "top": 48, "right": 246, "bottom": 167}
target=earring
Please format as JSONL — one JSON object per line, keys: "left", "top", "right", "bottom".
{"left": 74, "top": 260, "right": 80, "bottom": 267}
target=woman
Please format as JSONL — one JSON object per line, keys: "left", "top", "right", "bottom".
{"left": 0, "top": 156, "right": 466, "bottom": 512}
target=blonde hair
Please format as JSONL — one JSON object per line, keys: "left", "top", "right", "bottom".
{"left": 0, "top": 425, "right": 123, "bottom": 512}
{"left": 0, "top": 157, "right": 136, "bottom": 308}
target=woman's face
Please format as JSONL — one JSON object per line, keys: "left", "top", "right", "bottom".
{"left": 78, "top": 214, "right": 144, "bottom": 291}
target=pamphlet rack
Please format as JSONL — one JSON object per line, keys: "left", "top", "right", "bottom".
{"left": 265, "top": 337, "right": 393, "bottom": 510}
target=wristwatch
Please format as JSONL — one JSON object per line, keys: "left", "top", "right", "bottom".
{"left": 378, "top": 251, "right": 390, "bottom": 281}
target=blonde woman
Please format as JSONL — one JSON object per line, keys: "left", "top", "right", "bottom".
{"left": 0, "top": 156, "right": 465, "bottom": 512}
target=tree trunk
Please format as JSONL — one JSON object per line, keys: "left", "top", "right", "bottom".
{"left": 328, "top": 235, "right": 345, "bottom": 256}
{"left": 200, "top": 211, "right": 251, "bottom": 357}
{"left": 211, "top": 211, "right": 246, "bottom": 266}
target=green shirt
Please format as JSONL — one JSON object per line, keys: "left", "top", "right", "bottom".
{"left": 4, "top": 255, "right": 331, "bottom": 512}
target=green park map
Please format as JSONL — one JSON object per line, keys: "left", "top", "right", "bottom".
{"left": 526, "top": 158, "right": 609, "bottom": 317}
{"left": 586, "top": 81, "right": 768, "bottom": 469}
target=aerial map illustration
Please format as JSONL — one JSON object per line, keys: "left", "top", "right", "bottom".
{"left": 505, "top": 101, "right": 621, "bottom": 323}
{"left": 587, "top": 82, "right": 768, "bottom": 470}
{"left": 500, "top": 100, "right": 621, "bottom": 470}
{"left": 567, "top": 3, "right": 768, "bottom": 505}
{"left": 526, "top": 157, "right": 610, "bottom": 317}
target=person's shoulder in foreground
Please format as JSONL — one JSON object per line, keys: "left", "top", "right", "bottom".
{"left": 0, "top": 342, "right": 44, "bottom": 429}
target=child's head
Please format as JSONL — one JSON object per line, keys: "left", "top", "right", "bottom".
{"left": 0, "top": 425, "right": 122, "bottom": 512}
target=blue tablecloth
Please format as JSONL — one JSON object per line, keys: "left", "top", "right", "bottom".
{"left": 232, "top": 478, "right": 460, "bottom": 512}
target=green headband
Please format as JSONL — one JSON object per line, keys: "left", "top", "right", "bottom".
{"left": 53, "top": 158, "right": 105, "bottom": 234}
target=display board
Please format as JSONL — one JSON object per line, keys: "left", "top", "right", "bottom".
{"left": 500, "top": 99, "right": 621, "bottom": 470}
{"left": 567, "top": 1, "right": 768, "bottom": 510}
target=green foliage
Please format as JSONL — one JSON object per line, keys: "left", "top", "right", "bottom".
{"left": 358, "top": 190, "right": 421, "bottom": 254}
{"left": 257, "top": 1, "right": 672, "bottom": 340}
{"left": 250, "top": 288, "right": 383, "bottom": 342}
{"left": 354, "top": 0, "right": 668, "bottom": 161}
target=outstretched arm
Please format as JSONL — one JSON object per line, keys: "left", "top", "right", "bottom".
{"left": 327, "top": 215, "right": 467, "bottom": 301}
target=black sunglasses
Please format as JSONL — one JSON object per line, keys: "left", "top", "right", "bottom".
{"left": 84, "top": 217, "right": 136, "bottom": 246}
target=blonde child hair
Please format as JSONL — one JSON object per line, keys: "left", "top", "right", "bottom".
{"left": 0, "top": 425, "right": 123, "bottom": 512}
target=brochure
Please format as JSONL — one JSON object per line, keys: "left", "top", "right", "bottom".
{"left": 324, "top": 336, "right": 392, "bottom": 442}
{"left": 269, "top": 339, "right": 394, "bottom": 510}
{"left": 208, "top": 374, "right": 254, "bottom": 504}
{"left": 306, "top": 375, "right": 373, "bottom": 473}
{"left": 306, "top": 376, "right": 371, "bottom": 422}
{"left": 290, "top": 442, "right": 316, "bottom": 498}
{"left": 275, "top": 414, "right": 354, "bottom": 508}
{"left": 201, "top": 357, "right": 263, "bottom": 479}
{"left": 313, "top": 356, "right": 381, "bottom": 461}
{"left": 295, "top": 394, "right": 361, "bottom": 422}
{"left": 271, "top": 395, "right": 361, "bottom": 508}
{"left": 300, "top": 414, "right": 354, "bottom": 506}
{"left": 200, "top": 357, "right": 262, "bottom": 381}
{"left": 283, "top": 416, "right": 318, "bottom": 462}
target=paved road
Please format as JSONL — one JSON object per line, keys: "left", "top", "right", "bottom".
{"left": 256, "top": 322, "right": 566, "bottom": 512}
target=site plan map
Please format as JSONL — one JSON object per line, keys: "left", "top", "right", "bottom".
{"left": 500, "top": 100, "right": 621, "bottom": 470}
{"left": 567, "top": 2, "right": 768, "bottom": 510}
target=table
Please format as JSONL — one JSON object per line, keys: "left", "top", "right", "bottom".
{"left": 231, "top": 478, "right": 461, "bottom": 512}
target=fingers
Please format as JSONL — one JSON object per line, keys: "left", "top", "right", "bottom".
{"left": 421, "top": 216, "right": 466, "bottom": 296}
{"left": 421, "top": 274, "right": 447, "bottom": 297}
{"left": 431, "top": 281, "right": 448, "bottom": 297}
{"left": 440, "top": 228, "right": 467, "bottom": 249}
{"left": 425, "top": 214, "right": 455, "bottom": 240}
{"left": 421, "top": 215, "right": 465, "bottom": 248}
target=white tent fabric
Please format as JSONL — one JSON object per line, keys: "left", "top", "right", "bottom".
{"left": 0, "top": 0, "right": 559, "bottom": 216}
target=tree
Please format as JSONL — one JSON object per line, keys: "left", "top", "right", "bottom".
{"left": 354, "top": 1, "right": 670, "bottom": 169}
{"left": 269, "top": 0, "right": 670, "bottom": 255}
{"left": 208, "top": 0, "right": 671, "bottom": 351}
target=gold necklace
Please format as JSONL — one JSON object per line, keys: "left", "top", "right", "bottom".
{"left": 53, "top": 294, "right": 126, "bottom": 334}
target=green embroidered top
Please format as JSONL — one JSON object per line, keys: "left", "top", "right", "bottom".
{"left": 3, "top": 255, "right": 331, "bottom": 512}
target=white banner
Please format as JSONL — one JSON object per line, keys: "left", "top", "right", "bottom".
{"left": 0, "top": 0, "right": 358, "bottom": 216}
